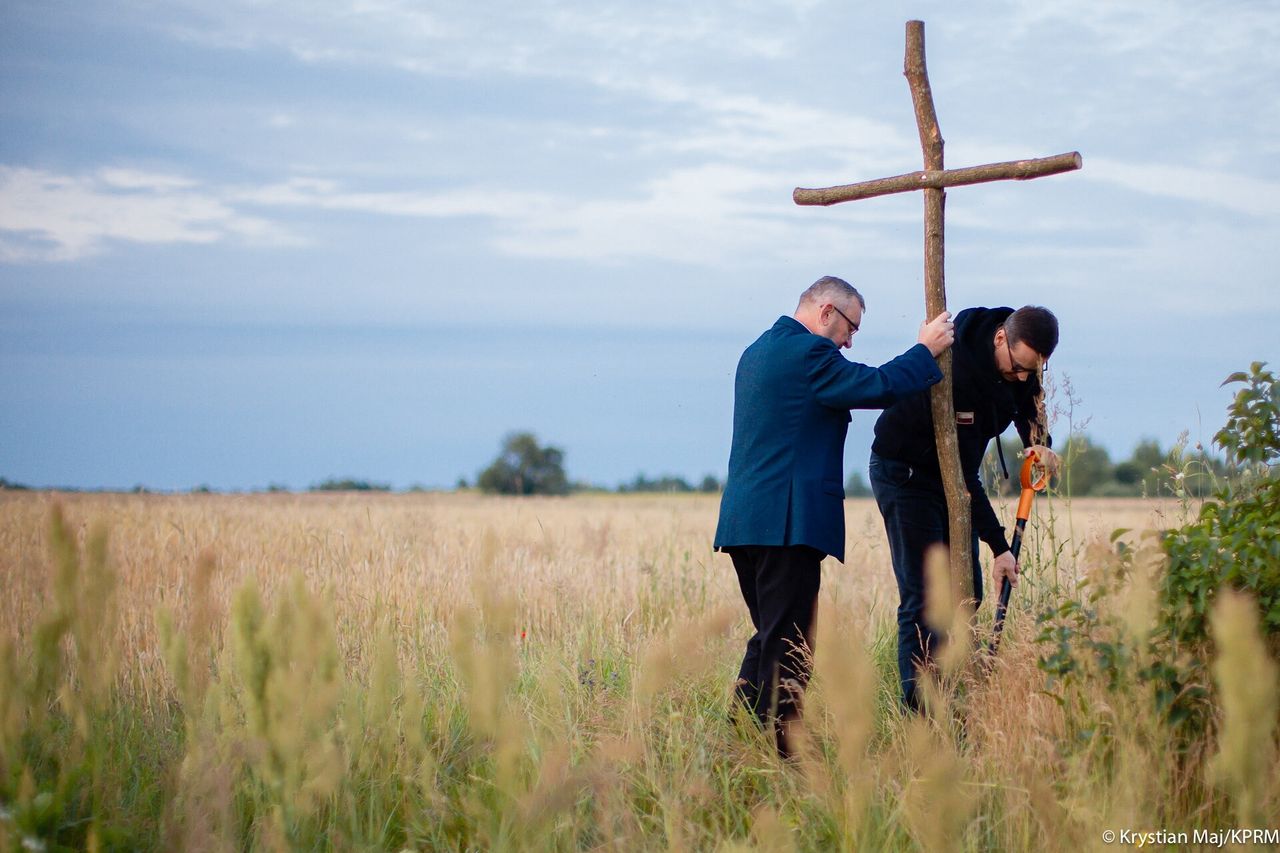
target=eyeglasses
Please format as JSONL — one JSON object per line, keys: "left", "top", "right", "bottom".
{"left": 1004, "top": 337, "right": 1044, "bottom": 377}
{"left": 831, "top": 304, "right": 860, "bottom": 335}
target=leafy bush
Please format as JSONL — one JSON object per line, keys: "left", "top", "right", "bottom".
{"left": 1036, "top": 362, "right": 1280, "bottom": 733}
{"left": 1150, "top": 362, "right": 1280, "bottom": 721}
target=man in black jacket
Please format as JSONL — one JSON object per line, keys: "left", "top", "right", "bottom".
{"left": 869, "top": 305, "right": 1059, "bottom": 711}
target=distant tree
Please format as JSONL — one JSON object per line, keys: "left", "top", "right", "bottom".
{"left": 657, "top": 475, "right": 693, "bottom": 492}
{"left": 1112, "top": 460, "right": 1143, "bottom": 486}
{"left": 455, "top": 476, "right": 469, "bottom": 491}
{"left": 845, "top": 470, "right": 873, "bottom": 498}
{"left": 618, "top": 474, "right": 643, "bottom": 493}
{"left": 1061, "top": 434, "right": 1113, "bottom": 496}
{"left": 477, "top": 432, "right": 569, "bottom": 496}
{"left": 698, "top": 474, "right": 721, "bottom": 493}
{"left": 311, "top": 478, "right": 391, "bottom": 492}
{"left": 1127, "top": 437, "right": 1167, "bottom": 495}
{"left": 266, "top": 483, "right": 290, "bottom": 493}
{"left": 618, "top": 473, "right": 693, "bottom": 493}
{"left": 1130, "top": 437, "right": 1165, "bottom": 472}
{"left": 0, "top": 477, "right": 30, "bottom": 491}
{"left": 191, "top": 484, "right": 213, "bottom": 494}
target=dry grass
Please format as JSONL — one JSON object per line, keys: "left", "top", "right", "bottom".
{"left": 0, "top": 491, "right": 1273, "bottom": 850}
{"left": 0, "top": 492, "right": 1179, "bottom": 693}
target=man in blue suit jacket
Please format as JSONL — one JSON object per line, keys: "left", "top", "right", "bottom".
{"left": 714, "top": 275, "right": 954, "bottom": 756}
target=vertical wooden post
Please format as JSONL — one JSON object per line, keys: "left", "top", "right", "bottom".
{"left": 904, "top": 20, "right": 974, "bottom": 604}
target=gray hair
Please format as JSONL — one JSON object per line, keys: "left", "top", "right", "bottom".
{"left": 798, "top": 275, "right": 866, "bottom": 312}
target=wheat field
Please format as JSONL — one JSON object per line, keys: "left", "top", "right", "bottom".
{"left": 0, "top": 491, "right": 1273, "bottom": 850}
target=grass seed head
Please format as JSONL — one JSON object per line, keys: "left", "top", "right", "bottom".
{"left": 1208, "top": 589, "right": 1279, "bottom": 826}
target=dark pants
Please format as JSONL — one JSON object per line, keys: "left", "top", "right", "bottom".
{"left": 727, "top": 544, "right": 822, "bottom": 754}
{"left": 869, "top": 453, "right": 982, "bottom": 712}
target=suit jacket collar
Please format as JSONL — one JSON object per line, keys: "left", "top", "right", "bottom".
{"left": 775, "top": 315, "right": 809, "bottom": 335}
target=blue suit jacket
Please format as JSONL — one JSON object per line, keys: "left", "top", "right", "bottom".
{"left": 713, "top": 315, "right": 943, "bottom": 562}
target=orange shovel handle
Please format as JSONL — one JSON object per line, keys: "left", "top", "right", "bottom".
{"left": 1016, "top": 450, "right": 1048, "bottom": 521}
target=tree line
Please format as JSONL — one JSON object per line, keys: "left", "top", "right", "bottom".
{"left": 471, "top": 432, "right": 721, "bottom": 496}
{"left": 475, "top": 431, "right": 1234, "bottom": 499}
{"left": 0, "top": 431, "right": 1230, "bottom": 498}
{"left": 980, "top": 433, "right": 1230, "bottom": 498}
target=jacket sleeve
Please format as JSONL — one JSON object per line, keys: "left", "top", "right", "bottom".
{"left": 969, "top": 476, "right": 1011, "bottom": 557}
{"left": 806, "top": 342, "right": 942, "bottom": 410}
{"left": 960, "top": 437, "right": 1011, "bottom": 557}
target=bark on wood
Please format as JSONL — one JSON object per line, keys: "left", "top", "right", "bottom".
{"left": 793, "top": 152, "right": 1083, "bottom": 206}
{"left": 905, "top": 19, "right": 975, "bottom": 606}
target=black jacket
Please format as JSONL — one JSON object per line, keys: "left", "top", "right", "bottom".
{"left": 871, "top": 307, "right": 1050, "bottom": 556}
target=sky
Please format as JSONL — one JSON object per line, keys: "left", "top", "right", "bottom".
{"left": 2, "top": 0, "right": 1278, "bottom": 491}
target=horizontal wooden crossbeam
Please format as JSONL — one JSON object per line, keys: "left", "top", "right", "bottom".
{"left": 793, "top": 151, "right": 1082, "bottom": 206}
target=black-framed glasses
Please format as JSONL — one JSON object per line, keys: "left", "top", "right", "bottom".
{"left": 831, "top": 304, "right": 860, "bottom": 335}
{"left": 1005, "top": 337, "right": 1043, "bottom": 376}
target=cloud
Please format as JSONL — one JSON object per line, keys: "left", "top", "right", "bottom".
{"left": 1004, "top": 0, "right": 1280, "bottom": 89}
{"left": 0, "top": 167, "right": 300, "bottom": 262}
{"left": 587, "top": 72, "right": 915, "bottom": 172}
{"left": 156, "top": 0, "right": 803, "bottom": 74}
{"left": 230, "top": 177, "right": 558, "bottom": 220}
{"left": 230, "top": 168, "right": 914, "bottom": 266}
{"left": 63, "top": 1, "right": 943, "bottom": 272}
{"left": 1084, "top": 158, "right": 1280, "bottom": 218}
{"left": 96, "top": 169, "right": 201, "bottom": 191}
{"left": 148, "top": 0, "right": 901, "bottom": 171}
{"left": 482, "top": 163, "right": 897, "bottom": 265}
{"left": 246, "top": 162, "right": 938, "bottom": 265}
{"left": 1, "top": 154, "right": 928, "bottom": 267}
{"left": 9, "top": 145, "right": 1278, "bottom": 273}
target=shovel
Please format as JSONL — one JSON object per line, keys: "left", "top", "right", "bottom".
{"left": 987, "top": 449, "right": 1048, "bottom": 655}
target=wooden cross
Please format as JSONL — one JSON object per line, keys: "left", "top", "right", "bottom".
{"left": 794, "top": 20, "right": 1081, "bottom": 603}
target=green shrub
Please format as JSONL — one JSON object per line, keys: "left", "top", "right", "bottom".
{"left": 1036, "top": 362, "right": 1280, "bottom": 734}
{"left": 1150, "top": 362, "right": 1280, "bottom": 724}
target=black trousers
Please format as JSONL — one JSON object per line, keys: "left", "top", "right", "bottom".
{"left": 727, "top": 545, "right": 823, "bottom": 735}
{"left": 869, "top": 452, "right": 982, "bottom": 711}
